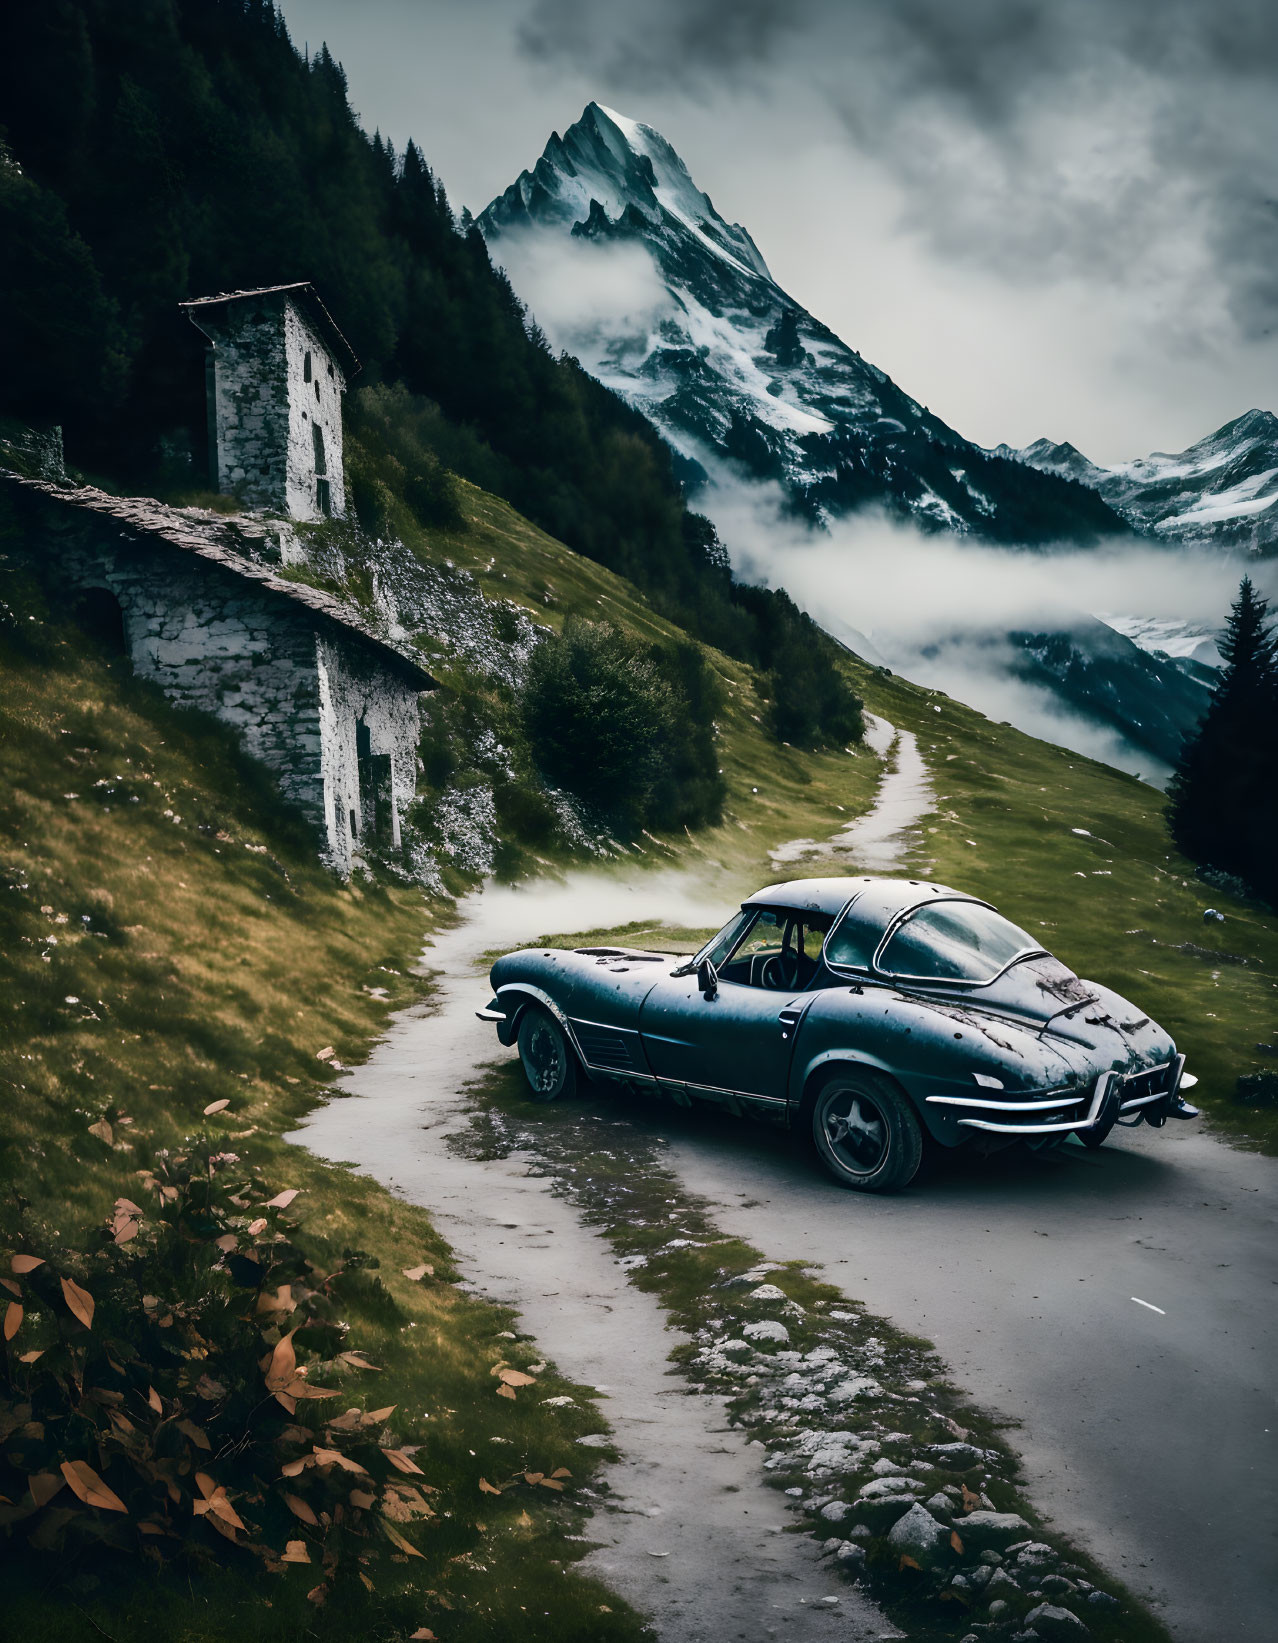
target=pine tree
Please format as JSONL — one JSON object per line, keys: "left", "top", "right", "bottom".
{"left": 1168, "top": 576, "right": 1278, "bottom": 901}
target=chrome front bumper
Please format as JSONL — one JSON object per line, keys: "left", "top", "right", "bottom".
{"left": 926, "top": 1056, "right": 1185, "bottom": 1135}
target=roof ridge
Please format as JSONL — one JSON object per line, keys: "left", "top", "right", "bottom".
{"left": 0, "top": 468, "right": 433, "bottom": 689}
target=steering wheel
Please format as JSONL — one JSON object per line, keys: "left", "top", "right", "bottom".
{"left": 762, "top": 949, "right": 800, "bottom": 990}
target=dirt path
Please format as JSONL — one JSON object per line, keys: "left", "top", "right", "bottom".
{"left": 768, "top": 714, "right": 933, "bottom": 874}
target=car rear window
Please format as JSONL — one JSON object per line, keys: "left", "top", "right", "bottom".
{"left": 877, "top": 901, "right": 1038, "bottom": 983}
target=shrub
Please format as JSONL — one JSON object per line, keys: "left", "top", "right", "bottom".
{"left": 522, "top": 620, "right": 725, "bottom": 835}
{"left": 1235, "top": 1071, "right": 1278, "bottom": 1109}
{"left": 0, "top": 1143, "right": 434, "bottom": 1592}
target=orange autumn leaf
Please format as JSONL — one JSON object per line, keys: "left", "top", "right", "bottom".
{"left": 17, "top": 1349, "right": 44, "bottom": 1364}
{"left": 311, "top": 1447, "right": 369, "bottom": 1474}
{"left": 203, "top": 1099, "right": 230, "bottom": 1116}
{"left": 147, "top": 1386, "right": 164, "bottom": 1414}
{"left": 478, "top": 1478, "right": 502, "bottom": 1496}
{"left": 338, "top": 1351, "right": 381, "bottom": 1371}
{"left": 177, "top": 1419, "right": 211, "bottom": 1451}
{"left": 497, "top": 1368, "right": 536, "bottom": 1387}
{"left": 60, "top": 1275, "right": 94, "bottom": 1330}
{"left": 284, "top": 1493, "right": 319, "bottom": 1525}
{"left": 495, "top": 1383, "right": 517, "bottom": 1401}
{"left": 265, "top": 1330, "right": 297, "bottom": 1392}
{"left": 961, "top": 1484, "right": 982, "bottom": 1513}
{"left": 551, "top": 1468, "right": 572, "bottom": 1479}
{"left": 0, "top": 1278, "right": 19, "bottom": 1297}
{"left": 11, "top": 1254, "right": 44, "bottom": 1275}
{"left": 3, "top": 1301, "right": 21, "bottom": 1340}
{"left": 899, "top": 1554, "right": 922, "bottom": 1572}
{"left": 382, "top": 1520, "right": 424, "bottom": 1558}
{"left": 349, "top": 1489, "right": 376, "bottom": 1510}
{"left": 951, "top": 1529, "right": 965, "bottom": 1555}
{"left": 383, "top": 1448, "right": 425, "bottom": 1476}
{"left": 60, "top": 1460, "right": 127, "bottom": 1513}
{"left": 538, "top": 1478, "right": 564, "bottom": 1491}
{"left": 524, "top": 1472, "right": 544, "bottom": 1486}
{"left": 87, "top": 1119, "right": 114, "bottom": 1145}
{"left": 264, "top": 1189, "right": 299, "bottom": 1210}
{"left": 363, "top": 1406, "right": 397, "bottom": 1425}
{"left": 402, "top": 1264, "right": 433, "bottom": 1281}
{"left": 281, "top": 1539, "right": 311, "bottom": 1564}
{"left": 246, "top": 1217, "right": 268, "bottom": 1236}
{"left": 409, "top": 1631, "right": 438, "bottom": 1641}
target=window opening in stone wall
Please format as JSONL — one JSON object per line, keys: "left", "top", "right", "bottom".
{"left": 303, "top": 350, "right": 312, "bottom": 382}
{"left": 314, "top": 378, "right": 321, "bottom": 402}
{"left": 316, "top": 478, "right": 332, "bottom": 516}
{"left": 72, "top": 586, "right": 128, "bottom": 657}
{"left": 312, "top": 422, "right": 327, "bottom": 474}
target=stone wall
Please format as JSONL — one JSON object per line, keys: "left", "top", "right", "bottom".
{"left": 38, "top": 504, "right": 421, "bottom": 874}
{"left": 203, "top": 300, "right": 290, "bottom": 510}
{"left": 284, "top": 304, "right": 347, "bottom": 522}
{"left": 188, "top": 293, "right": 347, "bottom": 523}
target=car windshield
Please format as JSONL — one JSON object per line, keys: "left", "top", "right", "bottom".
{"left": 692, "top": 910, "right": 753, "bottom": 969}
{"left": 876, "top": 900, "right": 1040, "bottom": 984}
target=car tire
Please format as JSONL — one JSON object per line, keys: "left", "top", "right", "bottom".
{"left": 810, "top": 1069, "right": 923, "bottom": 1193}
{"left": 516, "top": 1005, "right": 578, "bottom": 1104}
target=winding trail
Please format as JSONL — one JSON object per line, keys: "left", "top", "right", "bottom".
{"left": 768, "top": 714, "right": 933, "bottom": 874}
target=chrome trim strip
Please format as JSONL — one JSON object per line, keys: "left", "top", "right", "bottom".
{"left": 927, "top": 1092, "right": 1082, "bottom": 1112}
{"left": 1118, "top": 1090, "right": 1168, "bottom": 1112}
{"left": 957, "top": 1071, "right": 1114, "bottom": 1135}
{"left": 475, "top": 1007, "right": 505, "bottom": 1022}
{"left": 568, "top": 1016, "right": 643, "bottom": 1037}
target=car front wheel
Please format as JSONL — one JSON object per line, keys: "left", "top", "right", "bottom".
{"left": 516, "top": 1004, "right": 578, "bottom": 1104}
{"left": 810, "top": 1069, "right": 923, "bottom": 1193}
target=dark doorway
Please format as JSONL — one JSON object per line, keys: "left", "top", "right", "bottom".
{"left": 355, "top": 719, "right": 394, "bottom": 844}
{"left": 73, "top": 586, "right": 128, "bottom": 656}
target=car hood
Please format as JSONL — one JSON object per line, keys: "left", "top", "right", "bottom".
{"left": 895, "top": 954, "right": 1174, "bottom": 1079}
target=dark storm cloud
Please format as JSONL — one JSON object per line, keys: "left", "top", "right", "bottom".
{"left": 518, "top": 0, "right": 1278, "bottom": 341}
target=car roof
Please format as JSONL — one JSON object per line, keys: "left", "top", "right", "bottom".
{"left": 743, "top": 876, "right": 974, "bottom": 923}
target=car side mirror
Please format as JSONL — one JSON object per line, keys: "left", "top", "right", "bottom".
{"left": 697, "top": 958, "right": 718, "bottom": 998}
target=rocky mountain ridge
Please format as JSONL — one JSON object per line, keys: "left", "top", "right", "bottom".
{"left": 995, "top": 410, "right": 1278, "bottom": 555}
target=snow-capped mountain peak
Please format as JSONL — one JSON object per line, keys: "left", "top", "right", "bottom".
{"left": 487, "top": 101, "right": 771, "bottom": 283}
{"left": 1003, "top": 410, "right": 1278, "bottom": 553}
{"left": 481, "top": 103, "right": 1123, "bottom": 543}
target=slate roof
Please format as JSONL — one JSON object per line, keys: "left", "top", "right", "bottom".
{"left": 0, "top": 468, "right": 435, "bottom": 690}
{"left": 179, "top": 283, "right": 361, "bottom": 380}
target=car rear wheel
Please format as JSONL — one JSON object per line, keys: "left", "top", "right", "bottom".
{"left": 516, "top": 1005, "right": 577, "bottom": 1104}
{"left": 810, "top": 1069, "right": 923, "bottom": 1193}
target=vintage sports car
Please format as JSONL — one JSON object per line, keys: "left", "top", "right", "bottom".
{"left": 478, "top": 877, "right": 1198, "bottom": 1192}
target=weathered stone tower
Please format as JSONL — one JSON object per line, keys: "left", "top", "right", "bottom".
{"left": 180, "top": 283, "right": 358, "bottom": 522}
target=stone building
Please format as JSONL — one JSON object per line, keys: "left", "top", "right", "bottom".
{"left": 1, "top": 469, "right": 435, "bottom": 877}
{"left": 180, "top": 283, "right": 357, "bottom": 522}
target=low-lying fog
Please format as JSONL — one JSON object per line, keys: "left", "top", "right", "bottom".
{"left": 708, "top": 482, "right": 1273, "bottom": 788}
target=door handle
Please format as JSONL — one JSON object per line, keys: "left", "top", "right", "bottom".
{"left": 778, "top": 1007, "right": 801, "bottom": 1041}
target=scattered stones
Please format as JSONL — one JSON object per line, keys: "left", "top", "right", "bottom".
{"left": 960, "top": 1510, "right": 1032, "bottom": 1545}
{"left": 887, "top": 1503, "right": 950, "bottom": 1565}
{"left": 742, "top": 1319, "right": 790, "bottom": 1345}
{"left": 820, "top": 1499, "right": 852, "bottom": 1522}
{"left": 1085, "top": 1591, "right": 1118, "bottom": 1610}
{"left": 1025, "top": 1601, "right": 1091, "bottom": 1638}
{"left": 927, "top": 1441, "right": 985, "bottom": 1469}
{"left": 1017, "top": 1542, "right": 1058, "bottom": 1567}
{"left": 749, "top": 1283, "right": 789, "bottom": 1301}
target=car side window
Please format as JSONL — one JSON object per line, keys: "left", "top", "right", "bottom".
{"left": 824, "top": 909, "right": 879, "bottom": 971}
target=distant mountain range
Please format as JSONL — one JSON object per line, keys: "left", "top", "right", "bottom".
{"left": 479, "top": 102, "right": 1268, "bottom": 778}
{"left": 480, "top": 103, "right": 1124, "bottom": 544}
{"left": 994, "top": 411, "right": 1278, "bottom": 556}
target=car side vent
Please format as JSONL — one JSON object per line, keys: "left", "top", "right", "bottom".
{"left": 575, "top": 1027, "right": 635, "bottom": 1069}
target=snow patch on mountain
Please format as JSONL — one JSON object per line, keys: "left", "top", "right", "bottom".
{"left": 999, "top": 410, "right": 1278, "bottom": 553}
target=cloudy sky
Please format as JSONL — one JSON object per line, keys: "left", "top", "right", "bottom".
{"left": 280, "top": 0, "right": 1276, "bottom": 464}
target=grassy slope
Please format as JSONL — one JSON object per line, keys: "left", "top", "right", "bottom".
{"left": 0, "top": 599, "right": 644, "bottom": 1642}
